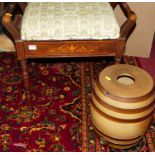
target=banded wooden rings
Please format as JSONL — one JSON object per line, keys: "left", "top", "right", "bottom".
{"left": 90, "top": 64, "right": 155, "bottom": 149}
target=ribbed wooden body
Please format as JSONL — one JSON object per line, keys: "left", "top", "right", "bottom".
{"left": 90, "top": 64, "right": 155, "bottom": 149}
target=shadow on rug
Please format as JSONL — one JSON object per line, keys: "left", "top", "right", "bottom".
{"left": 0, "top": 52, "right": 155, "bottom": 152}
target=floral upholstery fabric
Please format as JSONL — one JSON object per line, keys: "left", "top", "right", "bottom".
{"left": 21, "top": 2, "right": 120, "bottom": 40}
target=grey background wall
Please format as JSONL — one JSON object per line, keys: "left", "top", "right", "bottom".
{"left": 114, "top": 2, "right": 155, "bottom": 58}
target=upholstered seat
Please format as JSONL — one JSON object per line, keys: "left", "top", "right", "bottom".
{"left": 21, "top": 2, "right": 120, "bottom": 40}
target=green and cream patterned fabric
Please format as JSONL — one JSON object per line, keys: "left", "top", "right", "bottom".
{"left": 21, "top": 2, "right": 120, "bottom": 40}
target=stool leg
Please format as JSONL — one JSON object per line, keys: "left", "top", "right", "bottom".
{"left": 30, "top": 61, "right": 37, "bottom": 77}
{"left": 115, "top": 57, "right": 122, "bottom": 64}
{"left": 20, "top": 60, "right": 32, "bottom": 103}
{"left": 115, "top": 39, "right": 125, "bottom": 64}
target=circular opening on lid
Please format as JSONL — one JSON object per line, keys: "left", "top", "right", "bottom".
{"left": 117, "top": 74, "right": 135, "bottom": 85}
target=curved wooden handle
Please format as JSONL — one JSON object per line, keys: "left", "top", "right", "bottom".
{"left": 2, "top": 3, "right": 21, "bottom": 40}
{"left": 119, "top": 3, "right": 137, "bottom": 39}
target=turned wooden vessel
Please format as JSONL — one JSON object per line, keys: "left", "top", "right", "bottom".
{"left": 90, "top": 64, "right": 155, "bottom": 149}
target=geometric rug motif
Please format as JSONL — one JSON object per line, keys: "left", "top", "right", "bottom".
{"left": 0, "top": 52, "right": 155, "bottom": 152}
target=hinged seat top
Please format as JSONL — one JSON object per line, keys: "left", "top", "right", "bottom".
{"left": 21, "top": 2, "right": 120, "bottom": 40}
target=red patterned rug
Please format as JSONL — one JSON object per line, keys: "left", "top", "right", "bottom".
{"left": 0, "top": 52, "right": 155, "bottom": 152}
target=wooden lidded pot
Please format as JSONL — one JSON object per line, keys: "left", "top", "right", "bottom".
{"left": 90, "top": 64, "right": 155, "bottom": 149}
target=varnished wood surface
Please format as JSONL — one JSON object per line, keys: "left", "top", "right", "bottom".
{"left": 23, "top": 40, "right": 117, "bottom": 58}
